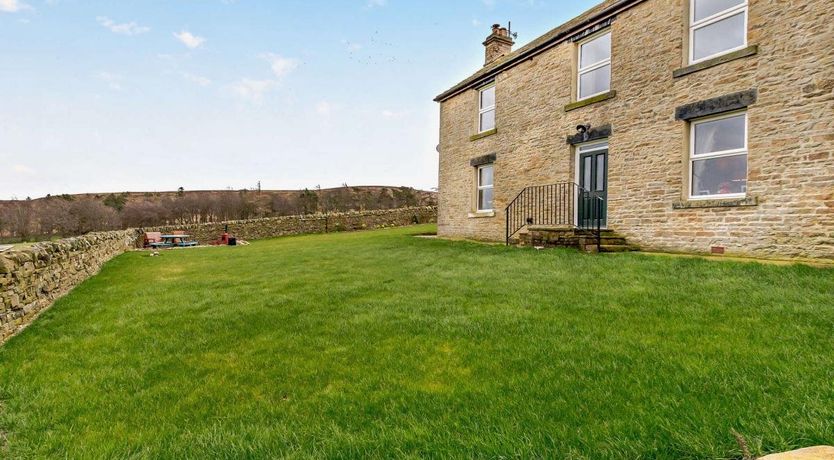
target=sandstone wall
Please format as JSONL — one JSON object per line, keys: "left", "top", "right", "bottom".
{"left": 0, "top": 207, "right": 437, "bottom": 343}
{"left": 437, "top": 0, "right": 834, "bottom": 260}
{"left": 0, "top": 230, "right": 137, "bottom": 342}
{"left": 142, "top": 207, "right": 437, "bottom": 245}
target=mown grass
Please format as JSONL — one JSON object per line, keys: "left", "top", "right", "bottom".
{"left": 0, "top": 225, "right": 832, "bottom": 459}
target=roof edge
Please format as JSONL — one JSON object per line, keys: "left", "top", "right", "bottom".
{"left": 434, "top": 0, "right": 646, "bottom": 103}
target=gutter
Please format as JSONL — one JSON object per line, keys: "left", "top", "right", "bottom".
{"left": 434, "top": 0, "right": 647, "bottom": 103}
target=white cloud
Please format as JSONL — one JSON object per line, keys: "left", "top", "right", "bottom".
{"left": 260, "top": 53, "right": 299, "bottom": 79}
{"left": 316, "top": 101, "right": 337, "bottom": 116}
{"left": 96, "top": 16, "right": 150, "bottom": 36}
{"left": 173, "top": 30, "right": 205, "bottom": 49}
{"left": 382, "top": 109, "right": 407, "bottom": 119}
{"left": 230, "top": 78, "right": 275, "bottom": 102}
{"left": 12, "top": 164, "right": 35, "bottom": 174}
{"left": 229, "top": 54, "right": 298, "bottom": 102}
{"left": 182, "top": 72, "right": 211, "bottom": 87}
{"left": 97, "top": 71, "right": 123, "bottom": 91}
{"left": 0, "top": 0, "right": 32, "bottom": 13}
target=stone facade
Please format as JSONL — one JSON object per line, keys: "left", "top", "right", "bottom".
{"left": 1, "top": 207, "right": 437, "bottom": 343}
{"left": 436, "top": 0, "right": 834, "bottom": 260}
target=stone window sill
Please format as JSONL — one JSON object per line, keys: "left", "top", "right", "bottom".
{"left": 673, "top": 45, "right": 758, "bottom": 78}
{"left": 564, "top": 90, "right": 616, "bottom": 112}
{"left": 672, "top": 196, "right": 758, "bottom": 209}
{"left": 470, "top": 128, "right": 497, "bottom": 141}
{"left": 468, "top": 211, "right": 496, "bottom": 218}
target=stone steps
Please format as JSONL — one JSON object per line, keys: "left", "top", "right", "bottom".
{"left": 514, "top": 226, "right": 637, "bottom": 253}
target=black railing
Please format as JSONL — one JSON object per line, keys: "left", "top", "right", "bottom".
{"left": 505, "top": 182, "right": 605, "bottom": 251}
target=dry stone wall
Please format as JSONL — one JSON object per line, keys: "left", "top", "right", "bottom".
{"left": 143, "top": 207, "right": 438, "bottom": 245}
{"left": 0, "top": 230, "right": 137, "bottom": 342}
{"left": 0, "top": 207, "right": 437, "bottom": 344}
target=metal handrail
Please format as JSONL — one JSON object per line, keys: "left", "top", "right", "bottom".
{"left": 505, "top": 182, "right": 604, "bottom": 249}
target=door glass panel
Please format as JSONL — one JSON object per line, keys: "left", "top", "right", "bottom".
{"left": 583, "top": 157, "right": 592, "bottom": 189}
{"left": 595, "top": 155, "right": 605, "bottom": 191}
{"left": 692, "top": 12, "right": 745, "bottom": 61}
{"left": 691, "top": 154, "right": 747, "bottom": 196}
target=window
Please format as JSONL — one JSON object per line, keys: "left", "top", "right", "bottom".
{"left": 689, "top": 0, "right": 747, "bottom": 63}
{"left": 478, "top": 84, "right": 496, "bottom": 133}
{"left": 577, "top": 31, "right": 611, "bottom": 101}
{"left": 477, "top": 164, "right": 494, "bottom": 211}
{"left": 690, "top": 112, "right": 748, "bottom": 198}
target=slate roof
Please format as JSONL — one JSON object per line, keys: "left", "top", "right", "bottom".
{"left": 434, "top": 0, "right": 645, "bottom": 102}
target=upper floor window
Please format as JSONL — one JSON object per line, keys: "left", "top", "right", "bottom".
{"left": 689, "top": 0, "right": 748, "bottom": 63}
{"left": 690, "top": 111, "right": 748, "bottom": 199}
{"left": 478, "top": 84, "right": 496, "bottom": 133}
{"left": 577, "top": 31, "right": 611, "bottom": 101}
{"left": 477, "top": 164, "right": 494, "bottom": 211}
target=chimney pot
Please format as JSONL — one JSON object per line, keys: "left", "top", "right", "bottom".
{"left": 483, "top": 23, "right": 515, "bottom": 66}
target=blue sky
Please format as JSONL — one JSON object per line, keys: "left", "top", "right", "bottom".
{"left": 0, "top": 0, "right": 599, "bottom": 199}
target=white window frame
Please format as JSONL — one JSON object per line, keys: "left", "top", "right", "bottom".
{"left": 689, "top": 0, "right": 748, "bottom": 65}
{"left": 577, "top": 30, "right": 611, "bottom": 102}
{"left": 478, "top": 83, "right": 496, "bottom": 133}
{"left": 688, "top": 111, "right": 748, "bottom": 200}
{"left": 476, "top": 164, "right": 494, "bottom": 212}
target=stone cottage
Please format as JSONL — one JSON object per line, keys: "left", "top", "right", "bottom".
{"left": 434, "top": 0, "right": 833, "bottom": 259}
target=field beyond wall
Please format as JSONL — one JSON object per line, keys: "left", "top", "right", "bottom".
{"left": 0, "top": 225, "right": 832, "bottom": 458}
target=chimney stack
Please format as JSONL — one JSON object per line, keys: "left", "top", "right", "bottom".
{"left": 483, "top": 24, "right": 514, "bottom": 66}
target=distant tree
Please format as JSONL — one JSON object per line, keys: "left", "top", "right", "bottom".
{"left": 39, "top": 199, "right": 71, "bottom": 236}
{"left": 122, "top": 201, "right": 169, "bottom": 228}
{"left": 376, "top": 188, "right": 394, "bottom": 209}
{"left": 298, "top": 188, "right": 319, "bottom": 215}
{"left": 177, "top": 187, "right": 185, "bottom": 197}
{"left": 103, "top": 192, "right": 129, "bottom": 211}
{"left": 2, "top": 202, "right": 34, "bottom": 239}
{"left": 61, "top": 200, "right": 118, "bottom": 235}
{"left": 271, "top": 195, "right": 294, "bottom": 216}
{"left": 392, "top": 187, "right": 418, "bottom": 207}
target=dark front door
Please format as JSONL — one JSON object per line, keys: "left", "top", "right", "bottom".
{"left": 578, "top": 149, "right": 608, "bottom": 228}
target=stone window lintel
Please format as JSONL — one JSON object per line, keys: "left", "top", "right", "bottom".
{"left": 675, "top": 89, "right": 757, "bottom": 121}
{"left": 566, "top": 124, "right": 612, "bottom": 145}
{"left": 469, "top": 153, "right": 497, "bottom": 167}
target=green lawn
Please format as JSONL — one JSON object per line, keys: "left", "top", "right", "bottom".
{"left": 1, "top": 225, "right": 832, "bottom": 459}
